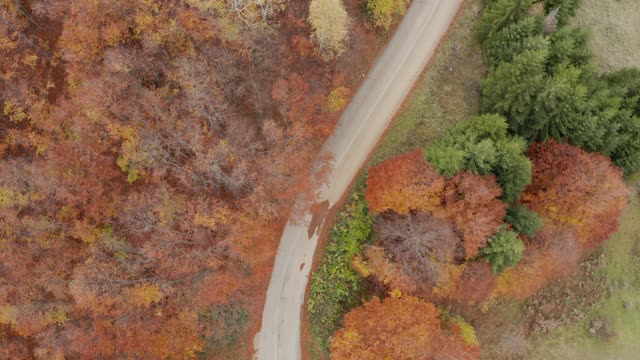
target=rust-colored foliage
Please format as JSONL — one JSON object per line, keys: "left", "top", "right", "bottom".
{"left": 522, "top": 140, "right": 629, "bottom": 249}
{"left": 365, "top": 149, "right": 445, "bottom": 214}
{"left": 331, "top": 296, "right": 480, "bottom": 360}
{"left": 355, "top": 246, "right": 419, "bottom": 294}
{"left": 496, "top": 224, "right": 582, "bottom": 300}
{"left": 445, "top": 262, "right": 498, "bottom": 304}
{"left": 362, "top": 152, "right": 508, "bottom": 301}
{"left": 0, "top": 0, "right": 371, "bottom": 356}
{"left": 0, "top": 334, "right": 30, "bottom": 360}
{"left": 444, "top": 172, "right": 507, "bottom": 257}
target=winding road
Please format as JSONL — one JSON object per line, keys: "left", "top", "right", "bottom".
{"left": 253, "top": 0, "right": 463, "bottom": 358}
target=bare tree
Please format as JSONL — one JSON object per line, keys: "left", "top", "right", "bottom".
{"left": 375, "top": 211, "right": 459, "bottom": 287}
{"left": 543, "top": 7, "right": 560, "bottom": 35}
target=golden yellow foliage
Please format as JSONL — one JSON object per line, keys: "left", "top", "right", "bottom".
{"left": 309, "top": 0, "right": 350, "bottom": 59}
{"left": 0, "top": 186, "right": 29, "bottom": 209}
{"left": 367, "top": 0, "right": 408, "bottom": 30}
{"left": 3, "top": 100, "right": 28, "bottom": 123}
{"left": 326, "top": 86, "right": 351, "bottom": 113}
{"left": 350, "top": 254, "right": 372, "bottom": 277}
{"left": 0, "top": 304, "right": 19, "bottom": 325}
{"left": 44, "top": 309, "right": 69, "bottom": 325}
{"left": 128, "top": 283, "right": 164, "bottom": 307}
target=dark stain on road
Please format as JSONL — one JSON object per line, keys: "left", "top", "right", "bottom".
{"left": 307, "top": 200, "right": 330, "bottom": 239}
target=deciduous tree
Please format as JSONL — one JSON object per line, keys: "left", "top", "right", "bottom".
{"left": 496, "top": 224, "right": 581, "bottom": 299}
{"left": 331, "top": 296, "right": 480, "bottom": 360}
{"left": 522, "top": 140, "right": 629, "bottom": 249}
{"left": 376, "top": 211, "right": 459, "bottom": 289}
{"left": 308, "top": 0, "right": 350, "bottom": 59}
{"left": 445, "top": 262, "right": 498, "bottom": 304}
{"left": 366, "top": 0, "right": 408, "bottom": 30}
{"left": 365, "top": 149, "right": 445, "bottom": 214}
{"left": 444, "top": 172, "right": 507, "bottom": 257}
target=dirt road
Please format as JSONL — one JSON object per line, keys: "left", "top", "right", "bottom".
{"left": 253, "top": 0, "right": 463, "bottom": 358}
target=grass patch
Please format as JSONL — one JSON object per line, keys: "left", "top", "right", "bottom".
{"left": 571, "top": 0, "right": 640, "bottom": 72}
{"left": 307, "top": 194, "right": 373, "bottom": 357}
{"left": 371, "top": 0, "right": 486, "bottom": 164}
{"left": 465, "top": 194, "right": 640, "bottom": 360}
{"left": 526, "top": 195, "right": 640, "bottom": 360}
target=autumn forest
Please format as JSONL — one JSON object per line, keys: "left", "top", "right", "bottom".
{"left": 2, "top": 0, "right": 640, "bottom": 359}
{"left": 0, "top": 0, "right": 399, "bottom": 357}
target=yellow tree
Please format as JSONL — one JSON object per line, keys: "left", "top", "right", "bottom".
{"left": 366, "top": 0, "right": 408, "bottom": 30}
{"left": 308, "top": 0, "right": 350, "bottom": 59}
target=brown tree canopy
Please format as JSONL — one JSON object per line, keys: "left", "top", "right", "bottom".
{"left": 375, "top": 211, "right": 460, "bottom": 289}
{"left": 353, "top": 246, "right": 419, "bottom": 294}
{"left": 444, "top": 172, "right": 507, "bottom": 257}
{"left": 365, "top": 149, "right": 445, "bottom": 214}
{"left": 522, "top": 140, "right": 629, "bottom": 249}
{"left": 331, "top": 296, "right": 480, "bottom": 360}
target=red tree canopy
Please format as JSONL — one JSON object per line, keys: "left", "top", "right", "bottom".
{"left": 362, "top": 151, "right": 508, "bottom": 301}
{"left": 365, "top": 149, "right": 445, "bottom": 214}
{"left": 522, "top": 140, "right": 629, "bottom": 249}
{"left": 444, "top": 172, "right": 507, "bottom": 257}
{"left": 331, "top": 296, "right": 480, "bottom": 360}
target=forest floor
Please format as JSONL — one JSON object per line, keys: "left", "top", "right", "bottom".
{"left": 306, "top": 0, "right": 640, "bottom": 359}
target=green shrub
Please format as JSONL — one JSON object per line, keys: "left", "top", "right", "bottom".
{"left": 479, "top": 226, "right": 525, "bottom": 273}
{"left": 425, "top": 114, "right": 532, "bottom": 203}
{"left": 506, "top": 204, "right": 543, "bottom": 238}
{"left": 307, "top": 194, "right": 373, "bottom": 351}
{"left": 476, "top": 0, "right": 536, "bottom": 46}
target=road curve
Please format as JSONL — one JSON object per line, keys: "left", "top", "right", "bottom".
{"left": 253, "top": 0, "right": 463, "bottom": 358}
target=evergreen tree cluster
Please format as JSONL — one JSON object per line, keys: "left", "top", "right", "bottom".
{"left": 426, "top": 0, "right": 639, "bottom": 272}
{"left": 425, "top": 114, "right": 531, "bottom": 204}
{"left": 479, "top": 0, "right": 640, "bottom": 175}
